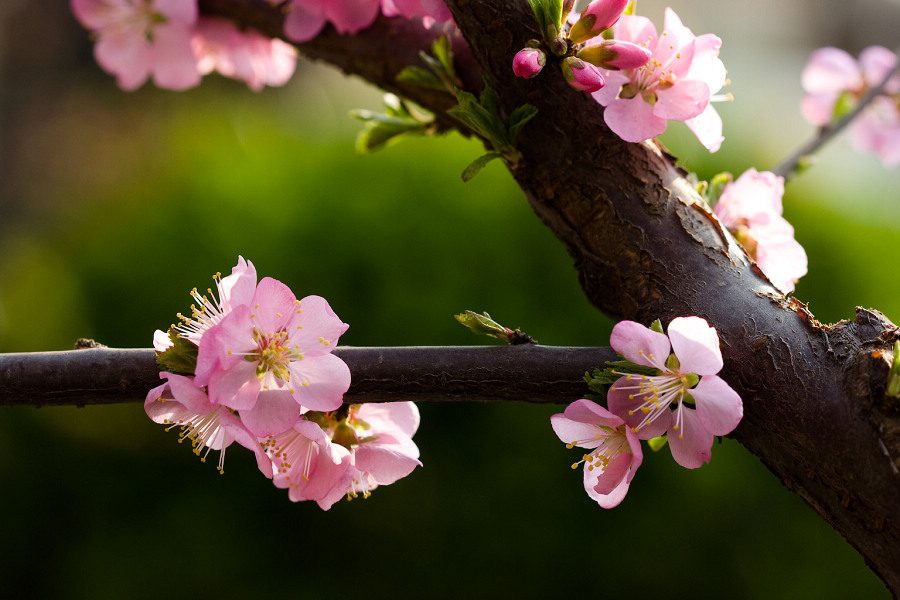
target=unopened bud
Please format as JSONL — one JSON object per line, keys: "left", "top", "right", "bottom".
{"left": 568, "top": 0, "right": 629, "bottom": 43}
{"left": 561, "top": 57, "right": 606, "bottom": 93}
{"left": 512, "top": 47, "right": 547, "bottom": 79}
{"left": 577, "top": 39, "right": 651, "bottom": 70}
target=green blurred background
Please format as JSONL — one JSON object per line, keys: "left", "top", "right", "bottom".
{"left": 1, "top": 1, "right": 898, "bottom": 598}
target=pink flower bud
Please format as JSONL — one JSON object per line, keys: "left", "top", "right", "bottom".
{"left": 512, "top": 47, "right": 546, "bottom": 79}
{"left": 568, "top": 0, "right": 629, "bottom": 44}
{"left": 578, "top": 39, "right": 652, "bottom": 71}
{"left": 561, "top": 57, "right": 606, "bottom": 92}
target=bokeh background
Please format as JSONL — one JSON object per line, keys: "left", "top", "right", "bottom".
{"left": 1, "top": 1, "right": 899, "bottom": 598}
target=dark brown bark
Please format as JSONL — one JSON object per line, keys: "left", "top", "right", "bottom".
{"left": 8, "top": 0, "right": 899, "bottom": 593}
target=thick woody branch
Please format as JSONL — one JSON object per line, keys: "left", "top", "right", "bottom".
{"left": 0, "top": 346, "right": 616, "bottom": 408}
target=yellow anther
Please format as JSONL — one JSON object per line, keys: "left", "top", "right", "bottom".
{"left": 571, "top": 463, "right": 579, "bottom": 469}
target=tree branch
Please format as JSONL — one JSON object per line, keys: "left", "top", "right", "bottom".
{"left": 25, "top": 0, "right": 900, "bottom": 593}
{"left": 0, "top": 346, "right": 616, "bottom": 408}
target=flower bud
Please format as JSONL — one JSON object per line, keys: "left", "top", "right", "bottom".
{"left": 578, "top": 39, "right": 652, "bottom": 70}
{"left": 512, "top": 47, "right": 547, "bottom": 79}
{"left": 561, "top": 57, "right": 606, "bottom": 92}
{"left": 568, "top": 0, "right": 629, "bottom": 44}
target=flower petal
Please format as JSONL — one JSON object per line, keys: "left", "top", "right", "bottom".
{"left": 668, "top": 316, "right": 723, "bottom": 375}
{"left": 609, "top": 320, "right": 670, "bottom": 369}
{"left": 287, "top": 352, "right": 351, "bottom": 411}
{"left": 667, "top": 408, "right": 713, "bottom": 468}
{"left": 239, "top": 388, "right": 302, "bottom": 437}
{"left": 692, "top": 375, "right": 743, "bottom": 435}
{"left": 603, "top": 96, "right": 669, "bottom": 143}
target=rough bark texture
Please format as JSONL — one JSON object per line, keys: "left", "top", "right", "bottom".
{"left": 7, "top": 0, "right": 899, "bottom": 593}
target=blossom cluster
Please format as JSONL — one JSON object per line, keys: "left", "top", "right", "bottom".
{"left": 71, "top": 0, "right": 297, "bottom": 91}
{"left": 801, "top": 46, "right": 900, "bottom": 168}
{"left": 147, "top": 257, "right": 421, "bottom": 509}
{"left": 552, "top": 316, "right": 743, "bottom": 508}
{"left": 513, "top": 2, "right": 729, "bottom": 151}
{"left": 713, "top": 169, "right": 808, "bottom": 294}
{"left": 285, "top": 0, "right": 451, "bottom": 43}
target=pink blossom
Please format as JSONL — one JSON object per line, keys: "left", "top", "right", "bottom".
{"left": 380, "top": 0, "right": 452, "bottom": 25}
{"left": 714, "top": 168, "right": 807, "bottom": 293}
{"left": 284, "top": 0, "right": 381, "bottom": 43}
{"left": 801, "top": 46, "right": 900, "bottom": 167}
{"left": 606, "top": 317, "right": 743, "bottom": 469}
{"left": 175, "top": 256, "right": 257, "bottom": 345}
{"left": 195, "top": 277, "right": 351, "bottom": 437}
{"left": 192, "top": 18, "right": 297, "bottom": 91}
{"left": 591, "top": 8, "right": 728, "bottom": 152}
{"left": 341, "top": 402, "right": 422, "bottom": 499}
{"left": 267, "top": 419, "right": 353, "bottom": 509}
{"left": 568, "top": 0, "right": 629, "bottom": 44}
{"left": 512, "top": 48, "right": 546, "bottom": 79}
{"left": 551, "top": 399, "right": 642, "bottom": 508}
{"left": 561, "top": 57, "right": 606, "bottom": 93}
{"left": 266, "top": 402, "right": 421, "bottom": 507}
{"left": 145, "top": 372, "right": 272, "bottom": 476}
{"left": 70, "top": 0, "right": 201, "bottom": 91}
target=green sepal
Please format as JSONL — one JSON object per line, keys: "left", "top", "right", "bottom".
{"left": 832, "top": 90, "right": 857, "bottom": 122}
{"left": 605, "top": 359, "right": 658, "bottom": 377}
{"left": 649, "top": 319, "right": 664, "bottom": 334}
{"left": 886, "top": 341, "right": 900, "bottom": 398}
{"left": 704, "top": 172, "right": 733, "bottom": 208}
{"left": 623, "top": 0, "right": 636, "bottom": 15}
{"left": 526, "top": 0, "right": 564, "bottom": 43}
{"left": 647, "top": 435, "right": 668, "bottom": 452}
{"left": 155, "top": 328, "right": 199, "bottom": 376}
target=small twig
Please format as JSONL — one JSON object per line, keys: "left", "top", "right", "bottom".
{"left": 771, "top": 45, "right": 900, "bottom": 180}
{"left": 0, "top": 346, "right": 617, "bottom": 408}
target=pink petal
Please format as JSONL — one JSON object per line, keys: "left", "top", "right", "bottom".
{"left": 667, "top": 316, "right": 723, "bottom": 375}
{"left": 324, "top": 0, "right": 380, "bottom": 35}
{"left": 251, "top": 277, "right": 297, "bottom": 334}
{"left": 239, "top": 389, "right": 302, "bottom": 437}
{"left": 551, "top": 414, "right": 605, "bottom": 448}
{"left": 164, "top": 372, "right": 214, "bottom": 414}
{"left": 287, "top": 352, "right": 351, "bottom": 411}
{"left": 591, "top": 451, "right": 633, "bottom": 496}
{"left": 860, "top": 46, "right": 900, "bottom": 93}
{"left": 590, "top": 70, "right": 630, "bottom": 106}
{"left": 667, "top": 408, "right": 713, "bottom": 468}
{"left": 582, "top": 459, "right": 630, "bottom": 508}
{"left": 148, "top": 24, "right": 201, "bottom": 91}
{"left": 603, "top": 96, "right": 669, "bottom": 143}
{"left": 609, "top": 320, "right": 670, "bottom": 369}
{"left": 208, "top": 359, "right": 261, "bottom": 410}
{"left": 355, "top": 439, "right": 422, "bottom": 485}
{"left": 283, "top": 3, "right": 327, "bottom": 43}
{"left": 220, "top": 256, "right": 257, "bottom": 311}
{"left": 684, "top": 104, "right": 724, "bottom": 152}
{"left": 563, "top": 398, "right": 624, "bottom": 428}
{"left": 357, "top": 402, "right": 420, "bottom": 438}
{"left": 654, "top": 79, "right": 710, "bottom": 121}
{"left": 801, "top": 47, "right": 862, "bottom": 94}
{"left": 287, "top": 295, "right": 349, "bottom": 356}
{"left": 692, "top": 375, "right": 743, "bottom": 435}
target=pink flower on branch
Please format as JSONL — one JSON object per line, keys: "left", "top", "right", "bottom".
{"left": 713, "top": 169, "right": 807, "bottom": 294}
{"left": 551, "top": 399, "right": 642, "bottom": 508}
{"left": 591, "top": 8, "right": 728, "bottom": 151}
{"left": 145, "top": 372, "right": 272, "bottom": 477}
{"left": 607, "top": 317, "right": 743, "bottom": 469}
{"left": 195, "top": 278, "right": 351, "bottom": 437}
{"left": 561, "top": 57, "right": 606, "bottom": 93}
{"left": 71, "top": 0, "right": 201, "bottom": 91}
{"left": 192, "top": 18, "right": 297, "bottom": 91}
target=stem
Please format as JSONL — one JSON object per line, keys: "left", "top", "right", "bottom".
{"left": 771, "top": 45, "right": 900, "bottom": 180}
{"left": 0, "top": 346, "right": 617, "bottom": 408}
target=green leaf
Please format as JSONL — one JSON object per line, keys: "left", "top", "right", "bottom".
{"left": 431, "top": 35, "right": 456, "bottom": 83}
{"left": 508, "top": 104, "right": 538, "bottom": 144}
{"left": 396, "top": 66, "right": 446, "bottom": 90}
{"left": 354, "top": 120, "right": 428, "bottom": 154}
{"left": 156, "top": 328, "right": 199, "bottom": 376}
{"left": 461, "top": 152, "right": 502, "bottom": 182}
{"left": 454, "top": 310, "right": 511, "bottom": 342}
